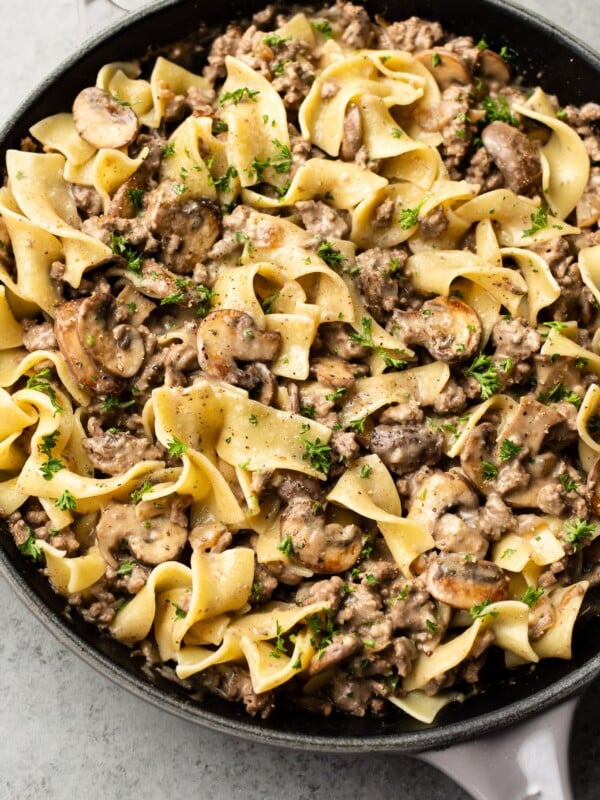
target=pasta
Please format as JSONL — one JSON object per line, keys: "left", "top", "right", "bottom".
{"left": 1, "top": 1, "right": 599, "bottom": 723}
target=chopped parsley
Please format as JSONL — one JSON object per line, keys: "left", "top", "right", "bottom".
{"left": 38, "top": 430, "right": 59, "bottom": 458}
{"left": 211, "top": 165, "right": 238, "bottom": 193}
{"left": 317, "top": 239, "right": 345, "bottom": 269}
{"left": 219, "top": 87, "right": 260, "bottom": 106}
{"left": 116, "top": 560, "right": 136, "bottom": 577}
{"left": 131, "top": 481, "right": 153, "bottom": 502}
{"left": 248, "top": 414, "right": 259, "bottom": 426}
{"left": 564, "top": 517, "right": 596, "bottom": 551}
{"left": 301, "top": 436, "right": 332, "bottom": 474}
{"left": 537, "top": 383, "right": 582, "bottom": 408}
{"left": 270, "top": 621, "right": 288, "bottom": 658}
{"left": 277, "top": 535, "right": 295, "bottom": 557}
{"left": 482, "top": 460, "right": 498, "bottom": 481}
{"left": 212, "top": 119, "right": 228, "bottom": 135}
{"left": 125, "top": 187, "right": 145, "bottom": 214}
{"left": 523, "top": 207, "right": 549, "bottom": 237}
{"left": 161, "top": 143, "right": 176, "bottom": 157}
{"left": 425, "top": 619, "right": 438, "bottom": 634}
{"left": 431, "top": 52, "right": 442, "bottom": 67}
{"left": 521, "top": 586, "right": 544, "bottom": 607}
{"left": 99, "top": 396, "right": 135, "bottom": 413}
{"left": 558, "top": 473, "right": 578, "bottom": 492}
{"left": 481, "top": 95, "right": 519, "bottom": 126}
{"left": 263, "top": 33, "right": 291, "bottom": 47}
{"left": 349, "top": 317, "right": 407, "bottom": 370}
{"left": 40, "top": 457, "right": 65, "bottom": 481}
{"left": 465, "top": 353, "right": 500, "bottom": 399}
{"left": 18, "top": 531, "right": 43, "bottom": 562}
{"left": 348, "top": 418, "right": 365, "bottom": 433}
{"left": 261, "top": 291, "right": 280, "bottom": 313}
{"left": 469, "top": 599, "right": 499, "bottom": 620}
{"left": 26, "top": 368, "right": 63, "bottom": 414}
{"left": 109, "top": 232, "right": 142, "bottom": 274}
{"left": 311, "top": 19, "right": 333, "bottom": 39}
{"left": 196, "top": 285, "right": 216, "bottom": 318}
{"left": 500, "top": 547, "right": 517, "bottom": 559}
{"left": 499, "top": 438, "right": 523, "bottom": 461}
{"left": 359, "top": 464, "right": 372, "bottom": 479}
{"left": 325, "top": 387, "right": 346, "bottom": 402}
{"left": 55, "top": 489, "right": 76, "bottom": 511}
{"left": 166, "top": 435, "right": 188, "bottom": 458}
{"left": 271, "top": 139, "right": 292, "bottom": 173}
{"left": 398, "top": 201, "right": 424, "bottom": 230}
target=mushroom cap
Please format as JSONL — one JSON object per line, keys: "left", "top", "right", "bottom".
{"left": 415, "top": 49, "right": 472, "bottom": 89}
{"left": 425, "top": 553, "right": 509, "bottom": 609}
{"left": 78, "top": 294, "right": 145, "bottom": 378}
{"left": 73, "top": 87, "right": 139, "bottom": 150}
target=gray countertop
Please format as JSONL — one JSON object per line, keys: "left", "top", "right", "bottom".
{"left": 0, "top": 2, "right": 599, "bottom": 798}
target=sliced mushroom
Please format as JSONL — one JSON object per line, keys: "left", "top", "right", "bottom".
{"left": 189, "top": 521, "right": 232, "bottom": 553}
{"left": 478, "top": 49, "right": 511, "bottom": 84}
{"left": 415, "top": 49, "right": 472, "bottom": 89}
{"left": 73, "top": 87, "right": 139, "bottom": 150}
{"left": 77, "top": 293, "right": 145, "bottom": 378}
{"left": 425, "top": 553, "right": 509, "bottom": 609}
{"left": 280, "top": 495, "right": 362, "bottom": 574}
{"left": 197, "top": 309, "right": 281, "bottom": 388}
{"left": 392, "top": 296, "right": 481, "bottom": 363}
{"left": 95, "top": 498, "right": 188, "bottom": 567}
{"left": 310, "top": 356, "right": 356, "bottom": 390}
{"left": 481, "top": 121, "right": 542, "bottom": 195}
{"left": 145, "top": 181, "right": 221, "bottom": 274}
{"left": 460, "top": 422, "right": 498, "bottom": 494}
{"left": 54, "top": 299, "right": 123, "bottom": 394}
{"left": 340, "top": 103, "right": 362, "bottom": 162}
{"left": 499, "top": 396, "right": 564, "bottom": 457}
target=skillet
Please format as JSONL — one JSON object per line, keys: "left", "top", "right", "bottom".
{"left": 0, "top": 0, "right": 599, "bottom": 796}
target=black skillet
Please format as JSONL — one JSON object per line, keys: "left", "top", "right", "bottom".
{"left": 1, "top": 1, "right": 599, "bottom": 797}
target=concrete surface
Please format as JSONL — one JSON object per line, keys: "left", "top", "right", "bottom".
{"left": 0, "top": 1, "right": 598, "bottom": 798}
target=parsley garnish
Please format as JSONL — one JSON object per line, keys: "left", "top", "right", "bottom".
{"left": 499, "top": 438, "right": 523, "bottom": 461}
{"left": 398, "top": 202, "right": 424, "bottom": 230}
{"left": 537, "top": 383, "right": 582, "bottom": 408}
{"left": 277, "top": 535, "right": 295, "bottom": 557}
{"left": 469, "top": 599, "right": 499, "bottom": 620}
{"left": 425, "top": 619, "right": 438, "bottom": 634}
{"left": 521, "top": 586, "right": 544, "bottom": 607}
{"left": 125, "top": 187, "right": 145, "bottom": 214}
{"left": 18, "top": 531, "right": 43, "bottom": 562}
{"left": 311, "top": 20, "right": 333, "bottom": 39}
{"left": 196, "top": 285, "right": 216, "bottom": 318}
{"left": 325, "top": 387, "right": 346, "bottom": 402}
{"left": 301, "top": 436, "right": 332, "bottom": 474}
{"left": 26, "top": 368, "right": 63, "bottom": 414}
{"left": 99, "top": 396, "right": 135, "bottom": 413}
{"left": 130, "top": 481, "right": 153, "bottom": 503}
{"left": 161, "top": 143, "right": 176, "bottom": 157}
{"left": 261, "top": 291, "right": 280, "bottom": 313}
{"left": 263, "top": 33, "right": 291, "bottom": 47}
{"left": 38, "top": 430, "right": 59, "bottom": 458}
{"left": 431, "top": 52, "right": 442, "bottom": 67}
{"left": 166, "top": 436, "right": 188, "bottom": 458}
{"left": 481, "top": 95, "right": 518, "bottom": 126}
{"left": 40, "top": 457, "right": 65, "bottom": 481}
{"left": 359, "top": 464, "right": 372, "bottom": 479}
{"left": 110, "top": 232, "right": 142, "bottom": 274}
{"left": 500, "top": 547, "right": 516, "bottom": 559}
{"left": 465, "top": 353, "right": 500, "bottom": 399}
{"left": 558, "top": 473, "right": 578, "bottom": 492}
{"left": 270, "top": 620, "right": 288, "bottom": 658}
{"left": 482, "top": 460, "right": 498, "bottom": 481}
{"left": 317, "top": 240, "right": 345, "bottom": 270}
{"left": 212, "top": 119, "right": 228, "bottom": 135}
{"left": 116, "top": 560, "right": 136, "bottom": 577}
{"left": 211, "top": 165, "right": 238, "bottom": 193}
{"left": 348, "top": 418, "right": 365, "bottom": 433}
{"left": 523, "top": 207, "right": 549, "bottom": 237}
{"left": 564, "top": 517, "right": 596, "bottom": 551}
{"left": 219, "top": 87, "right": 260, "bottom": 106}
{"left": 349, "top": 317, "right": 407, "bottom": 370}
{"left": 55, "top": 489, "right": 76, "bottom": 511}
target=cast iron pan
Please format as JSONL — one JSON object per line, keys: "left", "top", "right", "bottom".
{"left": 1, "top": 0, "right": 599, "bottom": 794}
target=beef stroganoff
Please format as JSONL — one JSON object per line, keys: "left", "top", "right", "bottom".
{"left": 1, "top": 1, "right": 600, "bottom": 720}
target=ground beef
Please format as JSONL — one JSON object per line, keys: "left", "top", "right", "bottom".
{"left": 370, "top": 423, "right": 444, "bottom": 474}
{"left": 377, "top": 15, "right": 444, "bottom": 51}
{"left": 296, "top": 200, "right": 350, "bottom": 239}
{"left": 355, "top": 247, "right": 405, "bottom": 320}
{"left": 22, "top": 320, "right": 57, "bottom": 351}
{"left": 83, "top": 419, "right": 163, "bottom": 475}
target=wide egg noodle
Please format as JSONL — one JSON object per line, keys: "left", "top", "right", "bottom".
{"left": 39, "top": 541, "right": 106, "bottom": 595}
{"left": 327, "top": 454, "right": 434, "bottom": 575}
{"left": 159, "top": 117, "right": 216, "bottom": 200}
{"left": 242, "top": 158, "right": 387, "bottom": 210}
{"left": 501, "top": 247, "right": 561, "bottom": 325}
{"left": 0, "top": 287, "right": 23, "bottom": 349}
{"left": 6, "top": 151, "right": 112, "bottom": 288}
{"left": 514, "top": 89, "right": 590, "bottom": 220}
{"left": 532, "top": 582, "right": 588, "bottom": 659}
{"left": 65, "top": 146, "right": 149, "bottom": 212}
{"left": 221, "top": 56, "right": 291, "bottom": 190}
{"left": 29, "top": 113, "right": 96, "bottom": 167}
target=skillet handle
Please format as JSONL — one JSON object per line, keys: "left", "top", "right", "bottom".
{"left": 416, "top": 697, "right": 579, "bottom": 800}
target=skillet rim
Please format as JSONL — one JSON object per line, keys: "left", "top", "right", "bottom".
{"left": 1, "top": 0, "right": 599, "bottom": 753}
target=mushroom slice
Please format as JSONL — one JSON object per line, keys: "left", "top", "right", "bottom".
{"left": 280, "top": 496, "right": 362, "bottom": 574}
{"left": 392, "top": 296, "right": 481, "bottom": 363}
{"left": 478, "top": 49, "right": 511, "bottom": 84}
{"left": 77, "top": 294, "right": 145, "bottom": 378}
{"left": 415, "top": 49, "right": 472, "bottom": 89}
{"left": 197, "top": 309, "right": 281, "bottom": 385}
{"left": 145, "top": 181, "right": 222, "bottom": 274}
{"left": 73, "top": 87, "right": 139, "bottom": 150}
{"left": 54, "top": 298, "right": 123, "bottom": 394}
{"left": 481, "top": 121, "right": 542, "bottom": 195}
{"left": 95, "top": 498, "right": 188, "bottom": 567}
{"left": 460, "top": 422, "right": 497, "bottom": 494}
{"left": 425, "top": 553, "right": 509, "bottom": 610}
{"left": 499, "top": 396, "right": 564, "bottom": 457}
